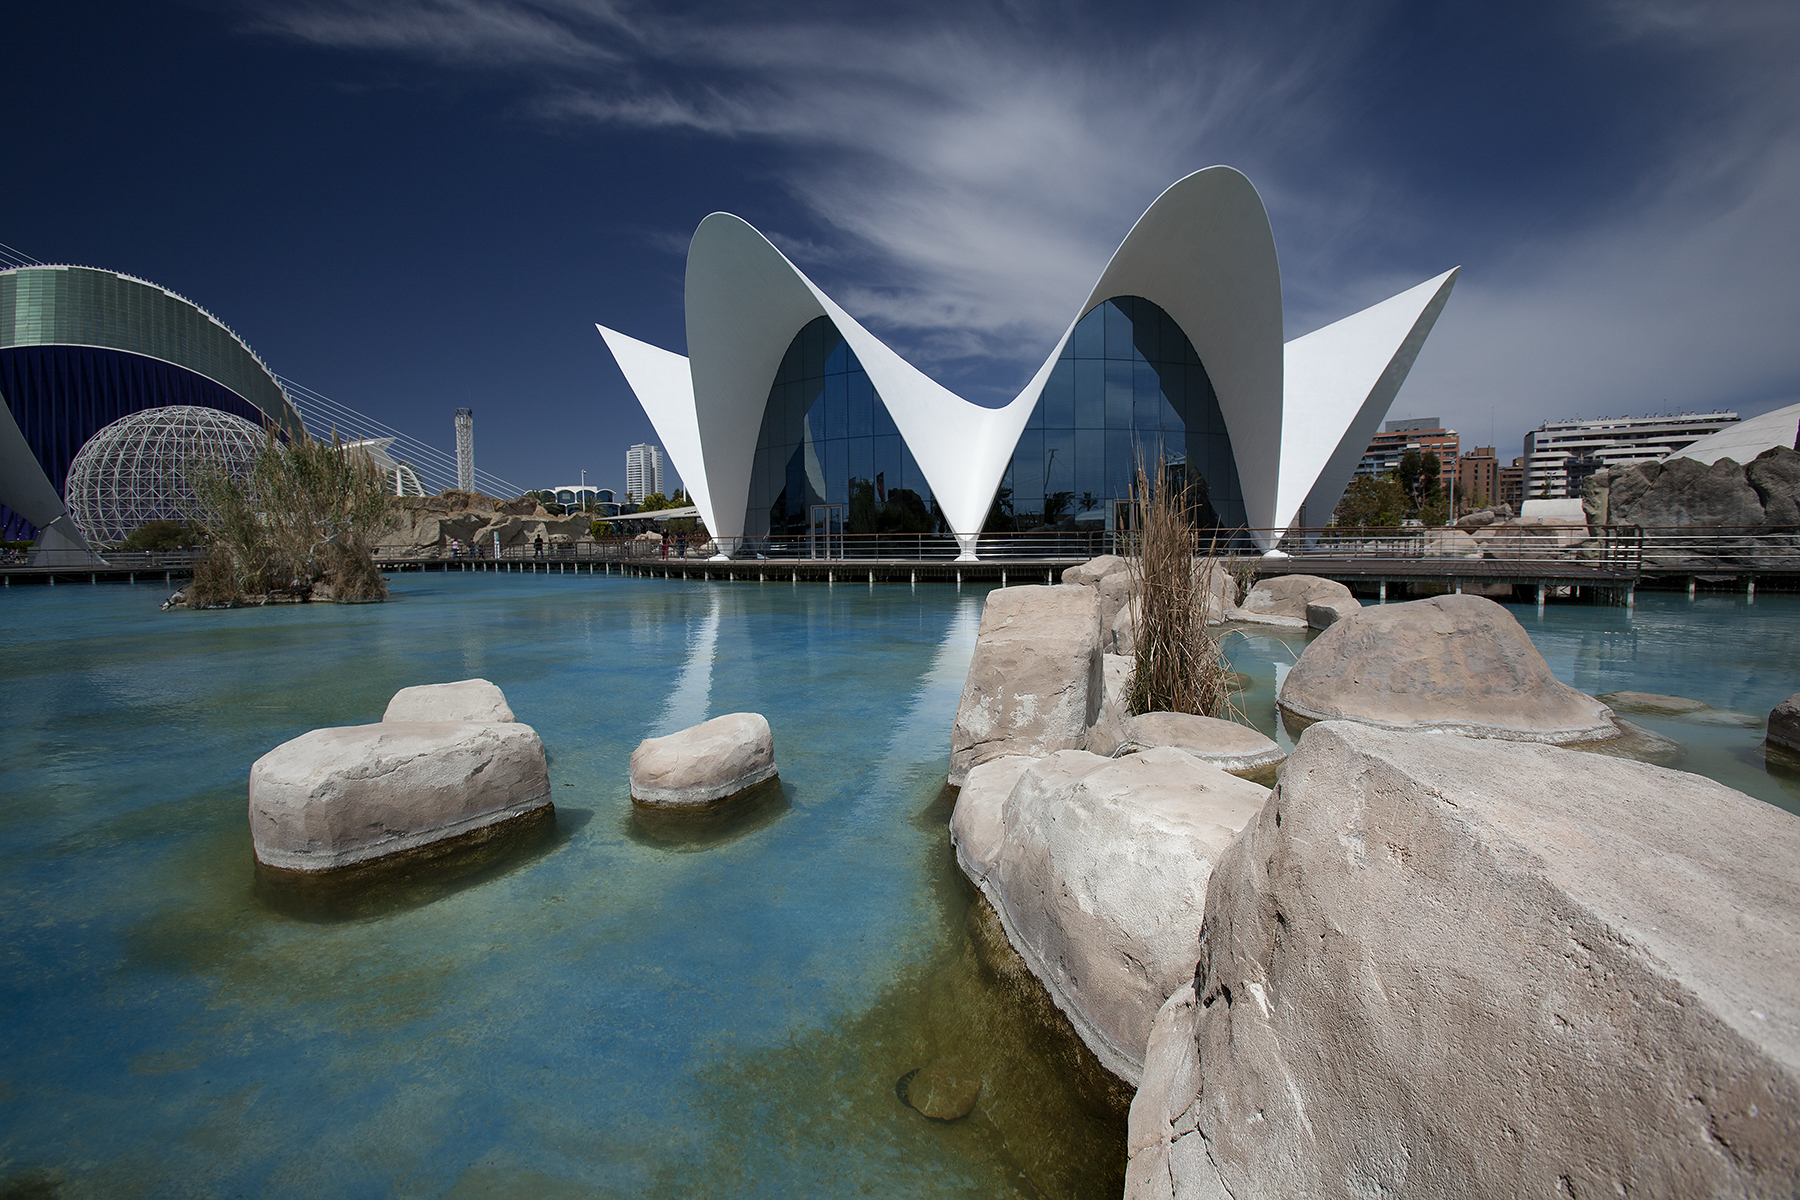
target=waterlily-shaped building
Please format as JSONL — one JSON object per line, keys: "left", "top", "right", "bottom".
{"left": 597, "top": 167, "right": 1457, "bottom": 559}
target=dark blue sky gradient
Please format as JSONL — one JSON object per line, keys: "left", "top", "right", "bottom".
{"left": 5, "top": 0, "right": 1795, "bottom": 494}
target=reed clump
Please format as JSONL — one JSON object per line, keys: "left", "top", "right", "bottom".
{"left": 1125, "top": 460, "right": 1238, "bottom": 718}
{"left": 188, "top": 426, "right": 395, "bottom": 607}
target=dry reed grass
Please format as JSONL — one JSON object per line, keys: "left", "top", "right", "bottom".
{"left": 1125, "top": 459, "right": 1240, "bottom": 719}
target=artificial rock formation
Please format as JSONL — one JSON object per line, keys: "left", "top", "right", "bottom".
{"left": 1279, "top": 594, "right": 1618, "bottom": 744}
{"left": 250, "top": 720, "right": 552, "bottom": 872}
{"left": 629, "top": 712, "right": 778, "bottom": 808}
{"left": 377, "top": 490, "right": 598, "bottom": 554}
{"left": 955, "top": 747, "right": 1268, "bottom": 1085}
{"left": 949, "top": 584, "right": 1102, "bottom": 786}
{"left": 1305, "top": 598, "right": 1358, "bottom": 630}
{"left": 383, "top": 678, "right": 517, "bottom": 724}
{"left": 1771, "top": 693, "right": 1800, "bottom": 754}
{"left": 1112, "top": 712, "right": 1284, "bottom": 779}
{"left": 1062, "top": 555, "right": 1129, "bottom": 588}
{"left": 1126, "top": 721, "right": 1800, "bottom": 1200}
{"left": 1084, "top": 653, "right": 1137, "bottom": 757}
{"left": 1234, "top": 575, "right": 1356, "bottom": 628}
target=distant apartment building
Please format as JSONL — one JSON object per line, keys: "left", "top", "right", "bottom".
{"left": 1355, "top": 417, "right": 1459, "bottom": 494}
{"left": 1521, "top": 411, "right": 1738, "bottom": 499}
{"left": 1498, "top": 458, "right": 1525, "bottom": 511}
{"left": 1457, "top": 446, "right": 1500, "bottom": 508}
{"left": 625, "top": 444, "right": 664, "bottom": 500}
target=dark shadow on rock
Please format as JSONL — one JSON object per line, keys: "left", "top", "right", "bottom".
{"left": 254, "top": 804, "right": 559, "bottom": 923}
{"left": 624, "top": 777, "right": 790, "bottom": 851}
{"left": 1756, "top": 740, "right": 1800, "bottom": 805}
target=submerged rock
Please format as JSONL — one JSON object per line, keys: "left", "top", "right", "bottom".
{"left": 949, "top": 585, "right": 1101, "bottom": 787}
{"left": 1599, "top": 690, "right": 1711, "bottom": 716}
{"left": 1280, "top": 594, "right": 1618, "bottom": 744}
{"left": 972, "top": 747, "right": 1267, "bottom": 1085}
{"left": 383, "top": 678, "right": 517, "bottom": 724}
{"left": 250, "top": 721, "right": 553, "bottom": 872}
{"left": 1129, "top": 721, "right": 1800, "bottom": 1200}
{"left": 897, "top": 1060, "right": 983, "bottom": 1121}
{"left": 1235, "top": 575, "right": 1355, "bottom": 628}
{"left": 1771, "top": 694, "right": 1800, "bottom": 754}
{"left": 629, "top": 713, "right": 778, "bottom": 808}
{"left": 1114, "top": 712, "right": 1284, "bottom": 779}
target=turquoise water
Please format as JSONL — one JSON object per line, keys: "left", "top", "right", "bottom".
{"left": 1, "top": 577, "right": 1795, "bottom": 1197}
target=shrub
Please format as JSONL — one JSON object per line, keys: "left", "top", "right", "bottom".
{"left": 189, "top": 425, "right": 396, "bottom": 606}
{"left": 119, "top": 520, "right": 206, "bottom": 552}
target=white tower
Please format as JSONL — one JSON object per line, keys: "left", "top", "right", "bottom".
{"left": 626, "top": 443, "right": 663, "bottom": 500}
{"left": 454, "top": 408, "right": 474, "bottom": 492}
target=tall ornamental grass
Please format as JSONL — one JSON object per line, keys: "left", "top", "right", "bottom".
{"left": 1125, "top": 459, "right": 1239, "bottom": 719}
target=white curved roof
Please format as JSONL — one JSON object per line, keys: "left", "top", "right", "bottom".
{"left": 1669, "top": 402, "right": 1799, "bottom": 466}
{"left": 597, "top": 166, "right": 1458, "bottom": 556}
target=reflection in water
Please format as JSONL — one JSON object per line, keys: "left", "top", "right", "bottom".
{"left": 653, "top": 591, "right": 722, "bottom": 736}
{"left": 625, "top": 777, "right": 791, "bottom": 850}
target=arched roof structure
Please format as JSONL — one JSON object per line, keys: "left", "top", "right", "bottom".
{"left": 599, "top": 166, "right": 1458, "bottom": 558}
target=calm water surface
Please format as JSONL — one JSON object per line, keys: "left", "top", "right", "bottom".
{"left": 1, "top": 576, "right": 1794, "bottom": 1197}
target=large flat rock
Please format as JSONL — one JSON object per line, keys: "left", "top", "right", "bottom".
{"left": 630, "top": 712, "right": 777, "bottom": 807}
{"left": 977, "top": 747, "right": 1268, "bottom": 1085}
{"left": 949, "top": 585, "right": 1101, "bottom": 787}
{"left": 1279, "top": 593, "right": 1618, "bottom": 743}
{"left": 1128, "top": 721, "right": 1800, "bottom": 1199}
{"left": 1115, "top": 712, "right": 1284, "bottom": 777}
{"left": 250, "top": 721, "right": 552, "bottom": 872}
{"left": 1236, "top": 575, "right": 1355, "bottom": 628}
{"left": 383, "top": 678, "right": 517, "bottom": 724}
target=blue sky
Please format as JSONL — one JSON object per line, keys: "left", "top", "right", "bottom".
{"left": 6, "top": 0, "right": 1796, "bottom": 496}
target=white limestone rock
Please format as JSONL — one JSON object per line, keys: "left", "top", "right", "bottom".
{"left": 383, "top": 678, "right": 517, "bottom": 724}
{"left": 1115, "top": 712, "right": 1284, "bottom": 777}
{"left": 949, "top": 585, "right": 1102, "bottom": 787}
{"left": 250, "top": 721, "right": 552, "bottom": 872}
{"left": 949, "top": 753, "right": 1039, "bottom": 883}
{"left": 1234, "top": 574, "right": 1355, "bottom": 628}
{"left": 1280, "top": 593, "right": 1618, "bottom": 744}
{"left": 979, "top": 747, "right": 1268, "bottom": 1085}
{"left": 1083, "top": 653, "right": 1137, "bottom": 757}
{"left": 1111, "top": 597, "right": 1140, "bottom": 655}
{"left": 1062, "top": 555, "right": 1129, "bottom": 587}
{"left": 629, "top": 712, "right": 778, "bottom": 807}
{"left": 1127, "top": 721, "right": 1800, "bottom": 1200}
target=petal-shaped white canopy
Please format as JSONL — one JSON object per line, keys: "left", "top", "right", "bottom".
{"left": 597, "top": 167, "right": 1457, "bottom": 557}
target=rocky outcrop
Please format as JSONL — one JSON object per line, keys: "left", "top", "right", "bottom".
{"left": 1113, "top": 712, "right": 1284, "bottom": 779}
{"left": 377, "top": 491, "right": 597, "bottom": 553}
{"left": 383, "top": 678, "right": 517, "bottom": 724}
{"left": 1598, "top": 690, "right": 1710, "bottom": 716}
{"left": 1580, "top": 446, "right": 1800, "bottom": 568}
{"left": 1770, "top": 693, "right": 1800, "bottom": 754}
{"left": 1062, "top": 555, "right": 1129, "bottom": 588}
{"left": 1235, "top": 575, "right": 1356, "bottom": 629}
{"left": 1111, "top": 598, "right": 1139, "bottom": 655}
{"left": 964, "top": 748, "right": 1268, "bottom": 1085}
{"left": 249, "top": 721, "right": 553, "bottom": 872}
{"left": 1305, "top": 597, "right": 1359, "bottom": 630}
{"left": 949, "top": 754, "right": 1039, "bottom": 881}
{"left": 1420, "top": 528, "right": 1480, "bottom": 558}
{"left": 1084, "top": 653, "right": 1137, "bottom": 757}
{"left": 1280, "top": 594, "right": 1618, "bottom": 743}
{"left": 629, "top": 713, "right": 778, "bottom": 807}
{"left": 1472, "top": 515, "right": 1588, "bottom": 560}
{"left": 1127, "top": 721, "right": 1800, "bottom": 1200}
{"left": 949, "top": 585, "right": 1102, "bottom": 787}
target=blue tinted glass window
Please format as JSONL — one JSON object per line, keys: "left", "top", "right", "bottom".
{"left": 1104, "top": 358, "right": 1133, "bottom": 427}
{"left": 1071, "top": 307, "right": 1103, "bottom": 359}
{"left": 1074, "top": 360, "right": 1104, "bottom": 428}
{"left": 1104, "top": 300, "right": 1134, "bottom": 360}
{"left": 1043, "top": 359, "right": 1074, "bottom": 428}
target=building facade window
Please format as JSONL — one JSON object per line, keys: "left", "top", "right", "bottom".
{"left": 743, "top": 317, "right": 942, "bottom": 540}
{"left": 998, "top": 296, "right": 1245, "bottom": 532}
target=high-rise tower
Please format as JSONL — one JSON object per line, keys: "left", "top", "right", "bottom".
{"left": 454, "top": 408, "right": 474, "bottom": 492}
{"left": 626, "top": 443, "right": 663, "bottom": 500}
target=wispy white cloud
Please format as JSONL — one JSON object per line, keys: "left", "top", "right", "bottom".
{"left": 252, "top": 0, "right": 1799, "bottom": 437}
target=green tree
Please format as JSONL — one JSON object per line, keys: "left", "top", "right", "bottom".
{"left": 1333, "top": 474, "right": 1410, "bottom": 528}
{"left": 120, "top": 520, "right": 206, "bottom": 551}
{"left": 637, "top": 492, "right": 672, "bottom": 512}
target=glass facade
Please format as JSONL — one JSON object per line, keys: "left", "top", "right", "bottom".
{"left": 998, "top": 296, "right": 1245, "bottom": 532}
{"left": 0, "top": 267, "right": 296, "bottom": 429}
{"left": 743, "top": 317, "right": 942, "bottom": 540}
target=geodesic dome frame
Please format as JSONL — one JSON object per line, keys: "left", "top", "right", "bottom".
{"left": 64, "top": 406, "right": 266, "bottom": 545}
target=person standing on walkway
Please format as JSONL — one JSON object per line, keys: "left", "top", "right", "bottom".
{"left": 534, "top": 534, "right": 544, "bottom": 558}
